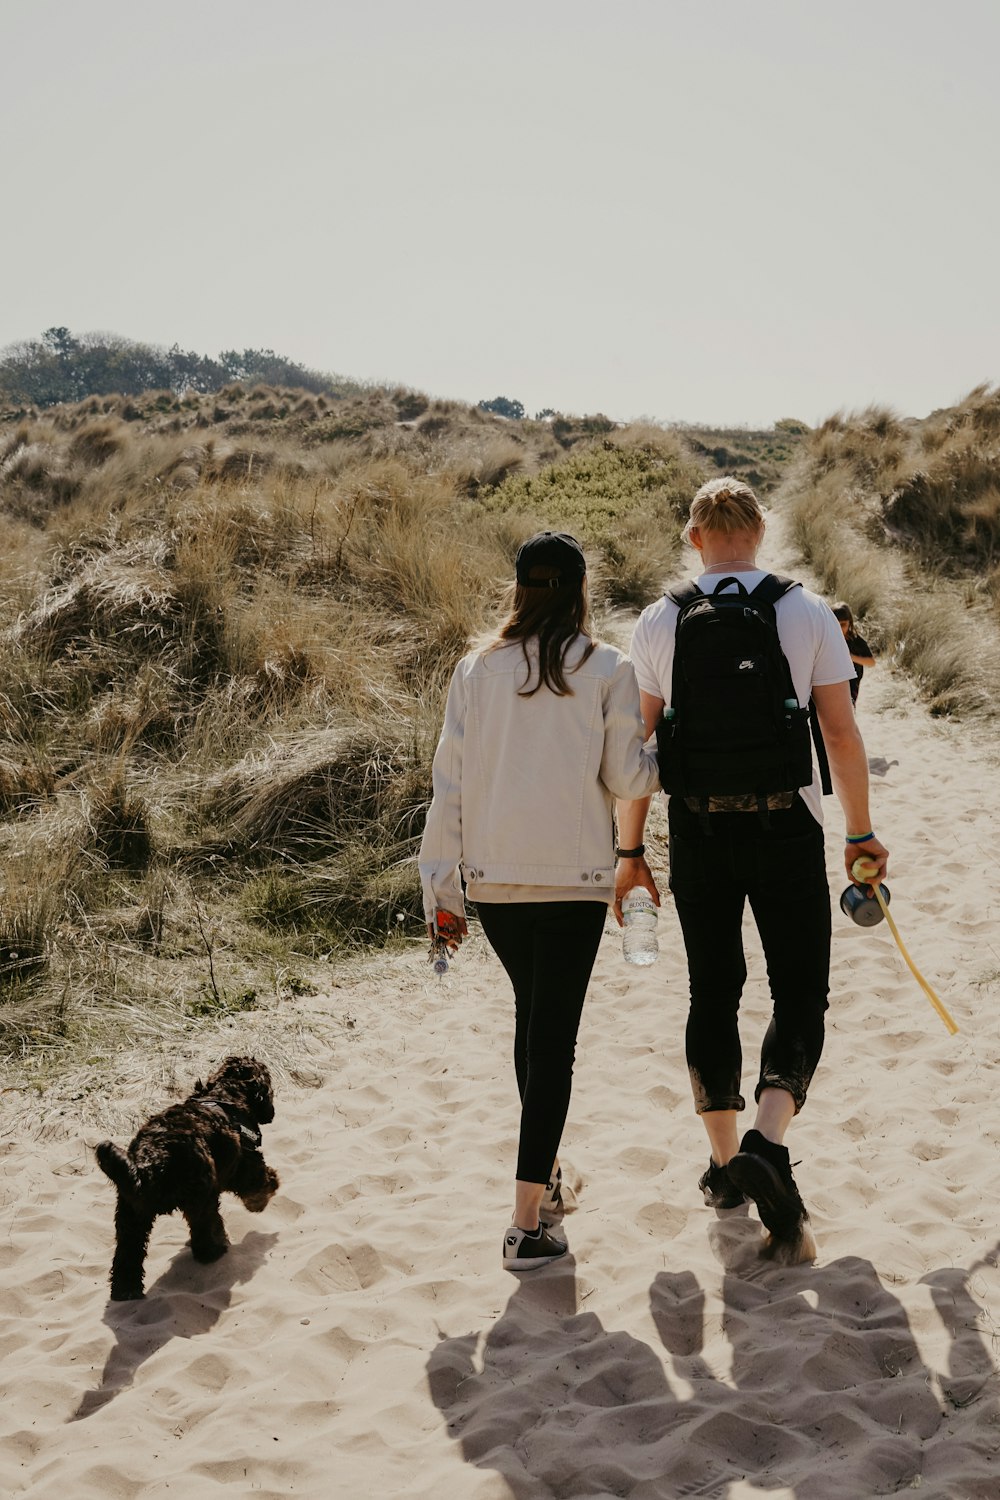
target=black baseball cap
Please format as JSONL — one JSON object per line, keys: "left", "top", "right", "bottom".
{"left": 514, "top": 531, "right": 587, "bottom": 587}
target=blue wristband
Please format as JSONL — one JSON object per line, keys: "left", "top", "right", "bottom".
{"left": 845, "top": 831, "right": 875, "bottom": 844}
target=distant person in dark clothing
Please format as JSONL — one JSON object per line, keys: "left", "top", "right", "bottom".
{"left": 832, "top": 603, "right": 876, "bottom": 705}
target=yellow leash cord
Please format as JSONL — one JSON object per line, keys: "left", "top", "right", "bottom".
{"left": 852, "top": 858, "right": 959, "bottom": 1035}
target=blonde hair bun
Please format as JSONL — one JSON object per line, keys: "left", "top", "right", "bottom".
{"left": 684, "top": 476, "right": 765, "bottom": 540}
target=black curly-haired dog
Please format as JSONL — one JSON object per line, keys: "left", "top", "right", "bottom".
{"left": 95, "top": 1055, "right": 280, "bottom": 1301}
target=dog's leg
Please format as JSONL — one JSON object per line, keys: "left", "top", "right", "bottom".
{"left": 109, "top": 1198, "right": 155, "bottom": 1301}
{"left": 184, "top": 1198, "right": 229, "bottom": 1263}
{"left": 233, "top": 1152, "right": 280, "bottom": 1213}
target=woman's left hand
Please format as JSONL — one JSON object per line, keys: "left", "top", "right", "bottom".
{"left": 428, "top": 911, "right": 468, "bottom": 950}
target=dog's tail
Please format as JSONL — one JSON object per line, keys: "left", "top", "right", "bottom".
{"left": 95, "top": 1141, "right": 142, "bottom": 1199}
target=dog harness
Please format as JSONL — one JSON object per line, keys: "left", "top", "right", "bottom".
{"left": 194, "top": 1098, "right": 263, "bottom": 1150}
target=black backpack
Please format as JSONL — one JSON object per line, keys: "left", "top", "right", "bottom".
{"left": 655, "top": 573, "right": 815, "bottom": 819}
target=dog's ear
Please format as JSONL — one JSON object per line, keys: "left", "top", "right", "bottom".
{"left": 202, "top": 1055, "right": 240, "bottom": 1093}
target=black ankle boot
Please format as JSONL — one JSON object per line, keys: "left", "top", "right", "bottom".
{"left": 727, "top": 1130, "right": 808, "bottom": 1239}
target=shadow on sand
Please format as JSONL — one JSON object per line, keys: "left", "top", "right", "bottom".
{"left": 428, "top": 1219, "right": 999, "bottom": 1498}
{"left": 71, "top": 1229, "right": 277, "bottom": 1421}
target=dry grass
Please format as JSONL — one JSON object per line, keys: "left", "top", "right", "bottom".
{"left": 0, "top": 384, "right": 721, "bottom": 1072}
{"left": 681, "top": 418, "right": 810, "bottom": 495}
{"left": 781, "top": 392, "right": 1000, "bottom": 715}
{"left": 5, "top": 370, "right": 997, "bottom": 1089}
{"left": 85, "top": 764, "right": 154, "bottom": 870}
{"left": 0, "top": 873, "right": 61, "bottom": 990}
{"left": 784, "top": 471, "right": 892, "bottom": 618}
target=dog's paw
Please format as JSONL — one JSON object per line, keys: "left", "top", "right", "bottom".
{"left": 243, "top": 1168, "right": 279, "bottom": 1212}
{"left": 109, "top": 1284, "right": 145, "bottom": 1301}
{"left": 244, "top": 1182, "right": 278, "bottom": 1211}
{"left": 243, "top": 1192, "right": 272, "bottom": 1212}
{"left": 190, "top": 1238, "right": 229, "bottom": 1264}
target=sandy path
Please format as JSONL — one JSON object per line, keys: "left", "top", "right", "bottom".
{"left": 2, "top": 523, "right": 999, "bottom": 1498}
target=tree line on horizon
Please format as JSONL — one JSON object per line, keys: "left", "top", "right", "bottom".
{"left": 2, "top": 332, "right": 561, "bottom": 426}
{"left": 0, "top": 326, "right": 357, "bottom": 409}
{"left": 478, "top": 396, "right": 557, "bottom": 422}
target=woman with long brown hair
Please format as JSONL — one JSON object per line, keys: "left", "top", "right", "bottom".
{"left": 419, "top": 531, "right": 660, "bottom": 1270}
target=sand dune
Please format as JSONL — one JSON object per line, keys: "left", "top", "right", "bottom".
{"left": 3, "top": 600, "right": 1000, "bottom": 1495}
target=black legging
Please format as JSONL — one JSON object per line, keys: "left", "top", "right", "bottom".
{"left": 667, "top": 796, "right": 831, "bottom": 1115}
{"left": 476, "top": 900, "right": 607, "bottom": 1184}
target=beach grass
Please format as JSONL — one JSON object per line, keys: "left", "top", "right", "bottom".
{"left": 0, "top": 385, "right": 704, "bottom": 1066}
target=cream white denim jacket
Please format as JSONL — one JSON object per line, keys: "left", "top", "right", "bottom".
{"left": 418, "top": 635, "right": 660, "bottom": 923}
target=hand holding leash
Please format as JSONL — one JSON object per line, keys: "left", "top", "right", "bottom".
{"left": 844, "top": 834, "right": 888, "bottom": 886}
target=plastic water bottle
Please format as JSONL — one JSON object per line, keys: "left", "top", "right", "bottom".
{"left": 622, "top": 887, "right": 658, "bottom": 966}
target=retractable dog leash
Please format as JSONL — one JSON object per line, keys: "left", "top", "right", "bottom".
{"left": 846, "top": 857, "right": 959, "bottom": 1035}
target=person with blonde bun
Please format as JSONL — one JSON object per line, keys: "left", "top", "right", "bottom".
{"left": 615, "top": 477, "right": 889, "bottom": 1252}
{"left": 420, "top": 531, "right": 661, "bottom": 1271}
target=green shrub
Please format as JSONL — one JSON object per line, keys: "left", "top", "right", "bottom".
{"left": 485, "top": 428, "right": 703, "bottom": 604}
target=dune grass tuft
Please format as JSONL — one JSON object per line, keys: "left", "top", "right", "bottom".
{"left": 0, "top": 384, "right": 724, "bottom": 1068}
{"left": 782, "top": 390, "right": 1000, "bottom": 715}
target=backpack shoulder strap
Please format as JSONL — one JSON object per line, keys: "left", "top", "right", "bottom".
{"left": 749, "top": 573, "right": 802, "bottom": 608}
{"left": 665, "top": 580, "right": 703, "bottom": 610}
{"left": 809, "top": 697, "right": 833, "bottom": 796}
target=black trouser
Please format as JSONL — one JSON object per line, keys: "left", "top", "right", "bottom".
{"left": 667, "top": 797, "right": 831, "bottom": 1116}
{"left": 476, "top": 900, "right": 607, "bottom": 1184}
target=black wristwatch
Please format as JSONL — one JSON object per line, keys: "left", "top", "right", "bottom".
{"left": 615, "top": 844, "right": 646, "bottom": 859}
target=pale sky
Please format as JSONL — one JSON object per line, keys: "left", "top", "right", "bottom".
{"left": 2, "top": 0, "right": 998, "bottom": 426}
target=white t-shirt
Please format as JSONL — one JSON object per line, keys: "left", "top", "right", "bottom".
{"left": 629, "top": 569, "right": 855, "bottom": 826}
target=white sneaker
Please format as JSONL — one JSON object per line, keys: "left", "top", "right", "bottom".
{"left": 502, "top": 1223, "right": 568, "bottom": 1271}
